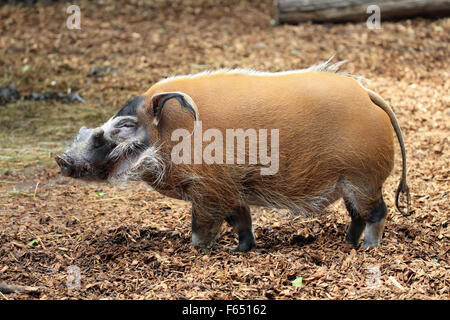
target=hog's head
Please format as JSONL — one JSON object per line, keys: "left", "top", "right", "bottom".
{"left": 55, "top": 93, "right": 198, "bottom": 185}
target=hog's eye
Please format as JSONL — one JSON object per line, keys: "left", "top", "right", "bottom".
{"left": 116, "top": 119, "right": 136, "bottom": 128}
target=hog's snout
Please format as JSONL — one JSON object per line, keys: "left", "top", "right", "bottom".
{"left": 55, "top": 155, "right": 74, "bottom": 177}
{"left": 55, "top": 154, "right": 91, "bottom": 178}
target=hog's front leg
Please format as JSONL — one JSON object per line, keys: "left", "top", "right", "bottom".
{"left": 190, "top": 206, "right": 224, "bottom": 249}
{"left": 225, "top": 205, "right": 256, "bottom": 252}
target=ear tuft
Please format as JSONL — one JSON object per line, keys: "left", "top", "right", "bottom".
{"left": 150, "top": 92, "right": 199, "bottom": 127}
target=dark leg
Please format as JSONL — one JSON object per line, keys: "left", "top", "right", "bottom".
{"left": 225, "top": 205, "right": 256, "bottom": 252}
{"left": 362, "top": 197, "right": 387, "bottom": 248}
{"left": 344, "top": 198, "right": 366, "bottom": 247}
{"left": 191, "top": 206, "right": 223, "bottom": 248}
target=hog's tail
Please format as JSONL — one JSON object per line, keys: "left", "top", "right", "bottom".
{"left": 365, "top": 87, "right": 411, "bottom": 214}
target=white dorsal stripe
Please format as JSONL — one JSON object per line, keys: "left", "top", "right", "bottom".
{"left": 156, "top": 57, "right": 366, "bottom": 86}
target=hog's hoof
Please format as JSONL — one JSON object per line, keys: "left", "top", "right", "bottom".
{"left": 191, "top": 233, "right": 214, "bottom": 249}
{"left": 361, "top": 240, "right": 380, "bottom": 249}
{"left": 345, "top": 219, "right": 366, "bottom": 248}
{"left": 234, "top": 242, "right": 255, "bottom": 252}
{"left": 345, "top": 233, "right": 361, "bottom": 248}
{"left": 234, "top": 235, "right": 256, "bottom": 252}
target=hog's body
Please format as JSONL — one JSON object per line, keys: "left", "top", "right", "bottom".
{"left": 146, "top": 70, "right": 394, "bottom": 201}
{"left": 56, "top": 61, "right": 410, "bottom": 252}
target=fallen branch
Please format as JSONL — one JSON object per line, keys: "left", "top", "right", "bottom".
{"left": 0, "top": 283, "right": 44, "bottom": 294}
{"left": 276, "top": 0, "right": 450, "bottom": 24}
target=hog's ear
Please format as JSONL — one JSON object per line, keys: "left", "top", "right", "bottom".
{"left": 150, "top": 92, "right": 199, "bottom": 127}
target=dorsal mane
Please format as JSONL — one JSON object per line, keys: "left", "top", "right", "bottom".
{"left": 156, "top": 57, "right": 366, "bottom": 85}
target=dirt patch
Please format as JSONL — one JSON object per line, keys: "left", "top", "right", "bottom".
{"left": 0, "top": 1, "right": 448, "bottom": 299}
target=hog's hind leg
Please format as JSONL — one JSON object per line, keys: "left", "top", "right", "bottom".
{"left": 343, "top": 182, "right": 387, "bottom": 248}
{"left": 225, "top": 205, "right": 256, "bottom": 252}
{"left": 344, "top": 198, "right": 366, "bottom": 247}
{"left": 361, "top": 196, "right": 387, "bottom": 248}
